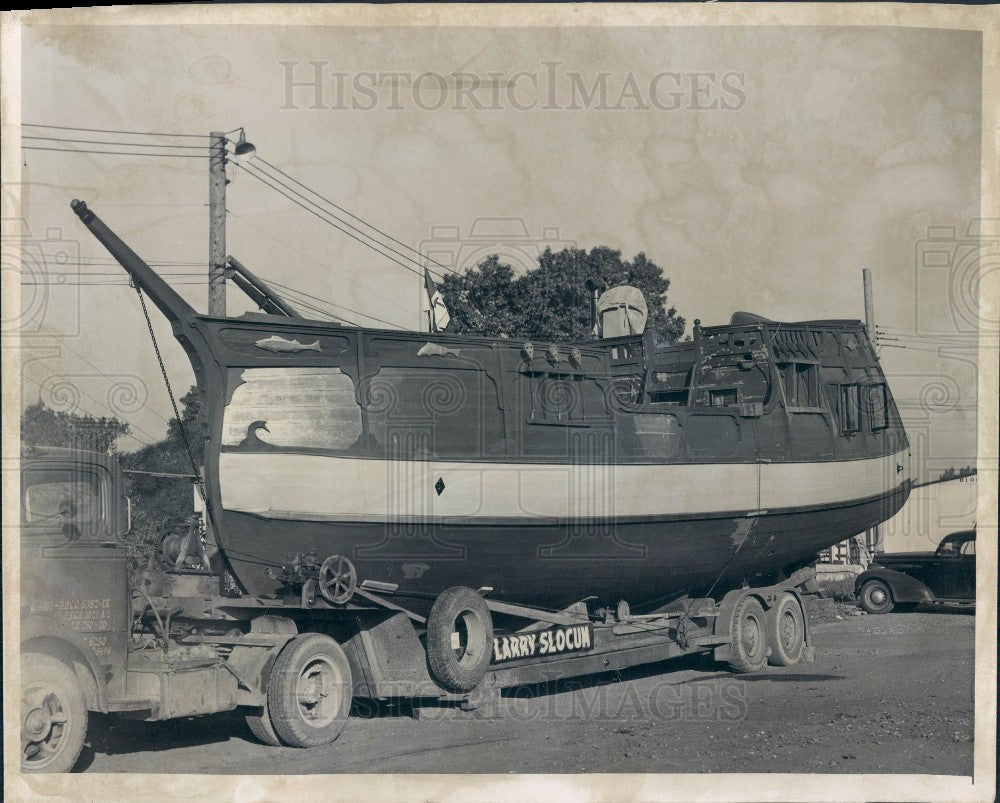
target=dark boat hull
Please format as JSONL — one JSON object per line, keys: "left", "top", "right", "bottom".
{"left": 218, "top": 482, "right": 909, "bottom": 613}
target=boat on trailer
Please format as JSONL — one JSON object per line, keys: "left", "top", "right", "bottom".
{"left": 71, "top": 200, "right": 912, "bottom": 616}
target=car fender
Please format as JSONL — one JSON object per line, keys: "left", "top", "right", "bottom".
{"left": 20, "top": 612, "right": 110, "bottom": 711}
{"left": 855, "top": 567, "right": 935, "bottom": 604}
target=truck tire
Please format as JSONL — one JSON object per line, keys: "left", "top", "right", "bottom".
{"left": 727, "top": 595, "right": 768, "bottom": 674}
{"left": 21, "top": 653, "right": 88, "bottom": 773}
{"left": 267, "top": 633, "right": 352, "bottom": 748}
{"left": 245, "top": 697, "right": 283, "bottom": 747}
{"left": 858, "top": 579, "right": 894, "bottom": 614}
{"left": 426, "top": 586, "right": 494, "bottom": 692}
{"left": 766, "top": 592, "right": 806, "bottom": 666}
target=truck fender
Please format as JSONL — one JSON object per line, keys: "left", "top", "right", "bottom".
{"left": 20, "top": 613, "right": 110, "bottom": 712}
{"left": 855, "top": 568, "right": 935, "bottom": 604}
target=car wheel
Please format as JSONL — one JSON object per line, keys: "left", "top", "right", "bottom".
{"left": 859, "top": 579, "right": 895, "bottom": 614}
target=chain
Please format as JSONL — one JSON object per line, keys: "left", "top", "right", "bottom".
{"left": 133, "top": 283, "right": 211, "bottom": 514}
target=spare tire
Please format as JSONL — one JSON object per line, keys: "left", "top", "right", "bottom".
{"left": 426, "top": 586, "right": 494, "bottom": 692}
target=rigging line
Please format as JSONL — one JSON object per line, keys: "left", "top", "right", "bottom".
{"left": 234, "top": 161, "right": 433, "bottom": 280}
{"left": 22, "top": 135, "right": 208, "bottom": 150}
{"left": 35, "top": 326, "right": 173, "bottom": 426}
{"left": 133, "top": 284, "right": 211, "bottom": 512}
{"left": 266, "top": 279, "right": 406, "bottom": 329}
{"left": 269, "top": 281, "right": 403, "bottom": 329}
{"left": 226, "top": 208, "right": 417, "bottom": 319}
{"left": 251, "top": 290, "right": 346, "bottom": 324}
{"left": 878, "top": 344, "right": 953, "bottom": 355}
{"left": 23, "top": 146, "right": 209, "bottom": 159}
{"left": 21, "top": 122, "right": 209, "bottom": 139}
{"left": 254, "top": 154, "right": 461, "bottom": 278}
{"left": 19, "top": 369, "right": 161, "bottom": 447}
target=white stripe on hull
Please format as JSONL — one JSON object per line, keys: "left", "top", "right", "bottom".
{"left": 219, "top": 449, "right": 910, "bottom": 521}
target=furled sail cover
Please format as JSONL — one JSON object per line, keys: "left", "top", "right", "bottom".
{"left": 597, "top": 285, "right": 648, "bottom": 338}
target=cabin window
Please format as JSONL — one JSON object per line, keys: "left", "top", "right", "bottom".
{"left": 868, "top": 383, "right": 889, "bottom": 430}
{"left": 222, "top": 367, "right": 362, "bottom": 452}
{"left": 22, "top": 468, "right": 105, "bottom": 528}
{"left": 647, "top": 368, "right": 691, "bottom": 407}
{"left": 840, "top": 385, "right": 861, "bottom": 433}
{"left": 778, "top": 362, "right": 820, "bottom": 408}
{"left": 709, "top": 389, "right": 738, "bottom": 407}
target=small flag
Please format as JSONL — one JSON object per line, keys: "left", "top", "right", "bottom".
{"left": 424, "top": 269, "right": 450, "bottom": 332}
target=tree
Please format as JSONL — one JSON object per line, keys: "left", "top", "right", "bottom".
{"left": 439, "top": 246, "right": 685, "bottom": 343}
{"left": 21, "top": 400, "right": 130, "bottom": 454}
{"left": 120, "top": 385, "right": 205, "bottom": 542}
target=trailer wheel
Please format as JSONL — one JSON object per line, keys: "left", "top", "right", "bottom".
{"left": 245, "top": 697, "right": 283, "bottom": 747}
{"left": 426, "top": 586, "right": 494, "bottom": 692}
{"left": 21, "top": 653, "right": 88, "bottom": 773}
{"left": 858, "top": 579, "right": 894, "bottom": 614}
{"left": 267, "top": 634, "right": 352, "bottom": 748}
{"left": 766, "top": 593, "right": 806, "bottom": 666}
{"left": 727, "top": 595, "right": 768, "bottom": 673}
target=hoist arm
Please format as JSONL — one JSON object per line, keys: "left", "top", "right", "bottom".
{"left": 71, "top": 199, "right": 198, "bottom": 325}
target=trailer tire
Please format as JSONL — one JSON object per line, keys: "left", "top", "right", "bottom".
{"left": 21, "top": 653, "right": 88, "bottom": 773}
{"left": 727, "top": 595, "right": 768, "bottom": 674}
{"left": 267, "top": 634, "right": 352, "bottom": 748}
{"left": 245, "top": 698, "right": 283, "bottom": 747}
{"left": 766, "top": 592, "right": 806, "bottom": 666}
{"left": 426, "top": 586, "right": 494, "bottom": 692}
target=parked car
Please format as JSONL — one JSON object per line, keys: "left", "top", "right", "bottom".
{"left": 855, "top": 529, "right": 976, "bottom": 614}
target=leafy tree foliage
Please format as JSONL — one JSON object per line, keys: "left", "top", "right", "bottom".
{"left": 120, "top": 386, "right": 206, "bottom": 542}
{"left": 21, "top": 400, "right": 130, "bottom": 454}
{"left": 439, "top": 246, "right": 685, "bottom": 343}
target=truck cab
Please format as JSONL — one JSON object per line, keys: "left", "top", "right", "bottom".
{"left": 19, "top": 446, "right": 132, "bottom": 771}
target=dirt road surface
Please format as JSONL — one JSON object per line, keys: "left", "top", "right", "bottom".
{"left": 76, "top": 605, "right": 974, "bottom": 776}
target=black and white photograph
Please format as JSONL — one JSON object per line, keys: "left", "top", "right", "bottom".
{"left": 2, "top": 4, "right": 996, "bottom": 801}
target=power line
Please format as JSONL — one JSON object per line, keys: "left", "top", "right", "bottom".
{"left": 22, "top": 123, "right": 209, "bottom": 139}
{"left": 235, "top": 161, "right": 435, "bottom": 280}
{"left": 23, "top": 145, "right": 209, "bottom": 159}
{"left": 266, "top": 278, "right": 404, "bottom": 329}
{"left": 23, "top": 135, "right": 208, "bottom": 151}
{"left": 35, "top": 326, "right": 174, "bottom": 426}
{"left": 254, "top": 154, "right": 460, "bottom": 279}
{"left": 20, "top": 370, "right": 160, "bottom": 448}
{"left": 226, "top": 207, "right": 416, "bottom": 319}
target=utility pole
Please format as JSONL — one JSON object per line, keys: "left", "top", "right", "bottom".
{"left": 208, "top": 131, "right": 227, "bottom": 317}
{"left": 862, "top": 267, "right": 875, "bottom": 344}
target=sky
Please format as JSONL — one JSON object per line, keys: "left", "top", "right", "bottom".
{"left": 10, "top": 22, "right": 984, "bottom": 478}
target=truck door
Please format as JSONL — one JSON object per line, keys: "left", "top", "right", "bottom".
{"left": 20, "top": 457, "right": 130, "bottom": 692}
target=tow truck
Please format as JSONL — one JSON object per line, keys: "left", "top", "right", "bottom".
{"left": 19, "top": 444, "right": 816, "bottom": 772}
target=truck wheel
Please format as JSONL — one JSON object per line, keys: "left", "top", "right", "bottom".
{"left": 727, "top": 595, "right": 768, "bottom": 674}
{"left": 21, "top": 653, "right": 88, "bottom": 773}
{"left": 859, "top": 579, "right": 894, "bottom": 614}
{"left": 426, "top": 586, "right": 494, "bottom": 692}
{"left": 766, "top": 593, "right": 806, "bottom": 666}
{"left": 245, "top": 697, "right": 283, "bottom": 747}
{"left": 267, "top": 634, "right": 352, "bottom": 748}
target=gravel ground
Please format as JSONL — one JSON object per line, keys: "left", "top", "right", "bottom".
{"left": 76, "top": 604, "right": 974, "bottom": 775}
